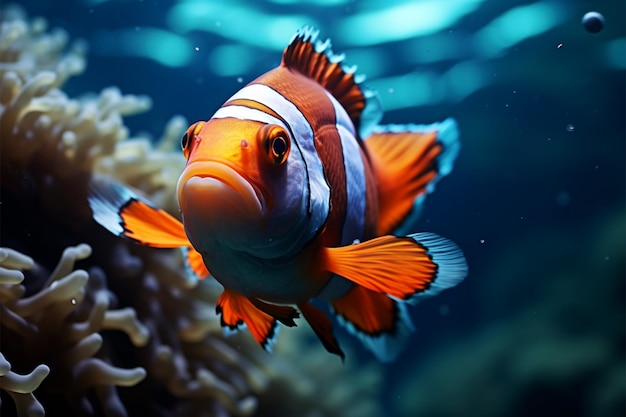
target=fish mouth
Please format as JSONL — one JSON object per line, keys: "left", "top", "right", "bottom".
{"left": 178, "top": 160, "right": 265, "bottom": 221}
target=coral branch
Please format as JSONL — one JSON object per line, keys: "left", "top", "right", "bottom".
{"left": 63, "top": 333, "right": 104, "bottom": 366}
{"left": 0, "top": 247, "right": 34, "bottom": 285}
{"left": 0, "top": 352, "right": 11, "bottom": 375}
{"left": 94, "top": 384, "right": 130, "bottom": 417}
{"left": 0, "top": 303, "right": 40, "bottom": 339}
{"left": 73, "top": 358, "right": 146, "bottom": 388}
{"left": 0, "top": 266, "right": 26, "bottom": 284}
{"left": 13, "top": 269, "right": 88, "bottom": 317}
{"left": 6, "top": 392, "right": 46, "bottom": 417}
{"left": 63, "top": 291, "right": 108, "bottom": 344}
{"left": 102, "top": 307, "right": 150, "bottom": 347}
{"left": 0, "top": 247, "right": 35, "bottom": 269}
{"left": 0, "top": 363, "right": 49, "bottom": 393}
{"left": 45, "top": 243, "right": 92, "bottom": 285}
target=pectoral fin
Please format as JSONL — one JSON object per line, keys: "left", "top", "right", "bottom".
{"left": 89, "top": 177, "right": 189, "bottom": 248}
{"left": 181, "top": 246, "right": 211, "bottom": 280}
{"left": 321, "top": 233, "right": 467, "bottom": 302}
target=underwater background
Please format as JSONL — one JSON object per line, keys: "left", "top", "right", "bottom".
{"left": 1, "top": 0, "right": 624, "bottom": 416}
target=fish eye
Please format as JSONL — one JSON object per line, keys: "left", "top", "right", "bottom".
{"left": 272, "top": 136, "right": 287, "bottom": 157}
{"left": 258, "top": 124, "right": 290, "bottom": 165}
{"left": 181, "top": 121, "right": 205, "bottom": 159}
{"left": 181, "top": 132, "right": 190, "bottom": 151}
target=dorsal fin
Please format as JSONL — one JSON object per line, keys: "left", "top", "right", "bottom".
{"left": 282, "top": 26, "right": 382, "bottom": 136}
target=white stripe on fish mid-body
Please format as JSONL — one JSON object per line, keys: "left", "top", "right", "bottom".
{"left": 316, "top": 90, "right": 371, "bottom": 301}
{"left": 324, "top": 90, "right": 367, "bottom": 247}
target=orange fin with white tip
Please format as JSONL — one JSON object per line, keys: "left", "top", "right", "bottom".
{"left": 89, "top": 177, "right": 189, "bottom": 248}
{"left": 321, "top": 233, "right": 467, "bottom": 303}
{"left": 331, "top": 286, "right": 413, "bottom": 362}
{"left": 365, "top": 119, "right": 460, "bottom": 235}
{"left": 298, "top": 302, "right": 344, "bottom": 360}
{"left": 216, "top": 289, "right": 281, "bottom": 352}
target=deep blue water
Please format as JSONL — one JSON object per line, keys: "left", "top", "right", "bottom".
{"left": 11, "top": 0, "right": 626, "bottom": 416}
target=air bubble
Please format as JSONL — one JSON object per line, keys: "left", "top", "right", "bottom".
{"left": 582, "top": 11, "right": 605, "bottom": 34}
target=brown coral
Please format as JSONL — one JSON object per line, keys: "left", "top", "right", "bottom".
{"left": 0, "top": 5, "right": 383, "bottom": 417}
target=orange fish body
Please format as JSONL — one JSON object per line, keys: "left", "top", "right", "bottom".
{"left": 90, "top": 27, "right": 467, "bottom": 360}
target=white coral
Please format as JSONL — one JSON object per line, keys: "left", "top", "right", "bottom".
{"left": 0, "top": 352, "right": 49, "bottom": 417}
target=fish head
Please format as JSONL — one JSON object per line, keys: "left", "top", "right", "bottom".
{"left": 177, "top": 118, "right": 315, "bottom": 259}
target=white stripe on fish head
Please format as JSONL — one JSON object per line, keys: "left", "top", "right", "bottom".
{"left": 209, "top": 85, "right": 330, "bottom": 258}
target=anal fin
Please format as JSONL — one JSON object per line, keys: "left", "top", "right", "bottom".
{"left": 298, "top": 302, "right": 345, "bottom": 360}
{"left": 331, "top": 285, "right": 413, "bottom": 362}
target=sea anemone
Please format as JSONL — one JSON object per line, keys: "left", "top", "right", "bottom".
{"left": 0, "top": 244, "right": 147, "bottom": 417}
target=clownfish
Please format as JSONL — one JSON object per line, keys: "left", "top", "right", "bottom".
{"left": 89, "top": 27, "right": 467, "bottom": 361}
